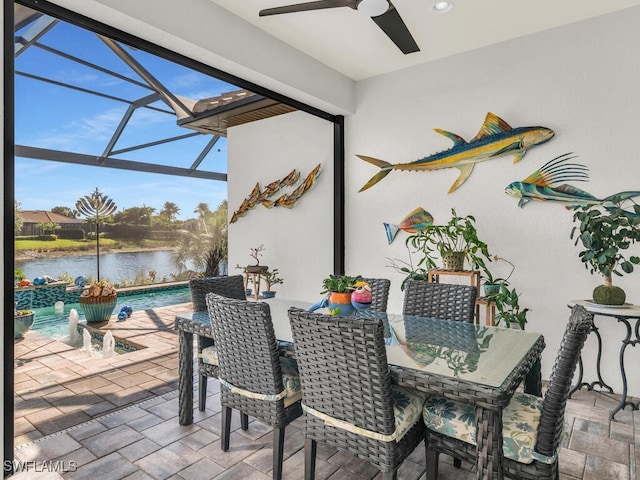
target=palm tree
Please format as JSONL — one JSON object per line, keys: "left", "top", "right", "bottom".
{"left": 194, "top": 202, "right": 212, "bottom": 233}
{"left": 76, "top": 188, "right": 117, "bottom": 280}
{"left": 174, "top": 201, "right": 228, "bottom": 276}
{"left": 160, "top": 201, "right": 180, "bottom": 222}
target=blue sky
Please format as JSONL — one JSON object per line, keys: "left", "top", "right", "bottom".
{"left": 15, "top": 18, "right": 232, "bottom": 220}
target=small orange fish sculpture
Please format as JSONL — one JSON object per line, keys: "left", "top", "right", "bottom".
{"left": 384, "top": 207, "right": 434, "bottom": 244}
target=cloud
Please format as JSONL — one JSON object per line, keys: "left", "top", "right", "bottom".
{"left": 28, "top": 108, "right": 124, "bottom": 151}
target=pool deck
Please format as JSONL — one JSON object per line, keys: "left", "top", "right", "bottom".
{"left": 13, "top": 301, "right": 192, "bottom": 445}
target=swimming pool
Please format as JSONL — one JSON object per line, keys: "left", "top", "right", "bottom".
{"left": 30, "top": 286, "right": 192, "bottom": 339}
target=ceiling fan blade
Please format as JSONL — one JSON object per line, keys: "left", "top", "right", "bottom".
{"left": 259, "top": 0, "right": 356, "bottom": 17}
{"left": 371, "top": 2, "right": 420, "bottom": 54}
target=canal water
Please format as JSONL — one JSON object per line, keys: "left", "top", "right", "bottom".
{"left": 15, "top": 250, "right": 189, "bottom": 283}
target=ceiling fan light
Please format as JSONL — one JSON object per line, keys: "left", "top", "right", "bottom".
{"left": 357, "top": 0, "right": 389, "bottom": 17}
{"left": 432, "top": 1, "right": 454, "bottom": 13}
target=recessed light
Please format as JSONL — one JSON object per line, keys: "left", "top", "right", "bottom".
{"left": 432, "top": 1, "right": 454, "bottom": 13}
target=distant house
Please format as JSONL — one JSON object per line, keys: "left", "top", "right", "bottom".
{"left": 19, "top": 210, "right": 84, "bottom": 236}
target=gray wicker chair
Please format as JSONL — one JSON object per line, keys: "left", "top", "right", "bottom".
{"left": 360, "top": 277, "right": 391, "bottom": 312}
{"left": 189, "top": 275, "right": 246, "bottom": 411}
{"left": 206, "top": 294, "right": 303, "bottom": 480}
{"left": 423, "top": 305, "right": 593, "bottom": 480}
{"left": 288, "top": 307, "right": 427, "bottom": 480}
{"left": 402, "top": 280, "right": 477, "bottom": 323}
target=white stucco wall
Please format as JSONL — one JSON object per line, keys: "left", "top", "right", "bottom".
{"left": 345, "top": 8, "right": 640, "bottom": 394}
{"left": 227, "top": 111, "right": 334, "bottom": 302}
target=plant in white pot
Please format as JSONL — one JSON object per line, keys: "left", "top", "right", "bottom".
{"left": 571, "top": 200, "right": 640, "bottom": 305}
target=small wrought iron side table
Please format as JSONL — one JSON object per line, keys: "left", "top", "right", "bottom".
{"left": 568, "top": 300, "right": 640, "bottom": 420}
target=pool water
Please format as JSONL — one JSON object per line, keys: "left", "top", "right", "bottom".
{"left": 31, "top": 287, "right": 192, "bottom": 339}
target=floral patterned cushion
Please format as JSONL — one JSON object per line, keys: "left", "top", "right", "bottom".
{"left": 392, "top": 386, "right": 428, "bottom": 441}
{"left": 280, "top": 357, "right": 302, "bottom": 406}
{"left": 424, "top": 393, "right": 548, "bottom": 464}
{"left": 201, "top": 346, "right": 218, "bottom": 365}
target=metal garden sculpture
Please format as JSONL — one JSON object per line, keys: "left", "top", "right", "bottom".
{"left": 76, "top": 188, "right": 117, "bottom": 280}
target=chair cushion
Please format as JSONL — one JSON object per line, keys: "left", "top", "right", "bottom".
{"left": 280, "top": 357, "right": 302, "bottom": 406}
{"left": 392, "top": 386, "right": 428, "bottom": 441}
{"left": 201, "top": 346, "right": 218, "bottom": 365}
{"left": 424, "top": 393, "right": 545, "bottom": 464}
{"left": 302, "top": 386, "right": 427, "bottom": 443}
{"left": 214, "top": 354, "right": 301, "bottom": 407}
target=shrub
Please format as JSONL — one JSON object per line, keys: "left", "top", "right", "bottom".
{"left": 57, "top": 229, "right": 86, "bottom": 240}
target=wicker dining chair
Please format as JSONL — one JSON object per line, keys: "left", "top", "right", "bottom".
{"left": 402, "top": 280, "right": 477, "bottom": 323}
{"left": 288, "top": 307, "right": 427, "bottom": 480}
{"left": 422, "top": 305, "right": 593, "bottom": 480}
{"left": 189, "top": 275, "right": 246, "bottom": 411}
{"left": 360, "top": 277, "right": 391, "bottom": 312}
{"left": 206, "top": 294, "right": 302, "bottom": 480}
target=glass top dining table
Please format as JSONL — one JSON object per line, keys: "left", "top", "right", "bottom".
{"left": 173, "top": 297, "right": 545, "bottom": 480}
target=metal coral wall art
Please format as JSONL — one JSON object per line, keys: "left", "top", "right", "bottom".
{"left": 357, "top": 112, "right": 555, "bottom": 194}
{"left": 505, "top": 152, "right": 640, "bottom": 209}
{"left": 230, "top": 164, "right": 322, "bottom": 223}
{"left": 383, "top": 207, "right": 434, "bottom": 244}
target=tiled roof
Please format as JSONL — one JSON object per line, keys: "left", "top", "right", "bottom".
{"left": 21, "top": 210, "right": 83, "bottom": 224}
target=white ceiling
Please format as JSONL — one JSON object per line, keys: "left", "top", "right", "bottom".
{"left": 210, "top": 0, "right": 640, "bottom": 81}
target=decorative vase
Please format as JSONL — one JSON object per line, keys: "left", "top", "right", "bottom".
{"left": 442, "top": 251, "right": 465, "bottom": 271}
{"left": 14, "top": 312, "right": 35, "bottom": 339}
{"left": 80, "top": 294, "right": 118, "bottom": 323}
{"left": 327, "top": 292, "right": 355, "bottom": 316}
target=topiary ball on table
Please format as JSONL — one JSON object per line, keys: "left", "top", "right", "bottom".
{"left": 592, "top": 285, "right": 626, "bottom": 305}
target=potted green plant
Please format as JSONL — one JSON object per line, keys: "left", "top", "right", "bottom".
{"left": 406, "top": 208, "right": 491, "bottom": 272}
{"left": 246, "top": 244, "right": 268, "bottom": 274}
{"left": 481, "top": 256, "right": 515, "bottom": 296}
{"left": 320, "top": 274, "right": 362, "bottom": 315}
{"left": 571, "top": 200, "right": 640, "bottom": 305}
{"left": 261, "top": 268, "right": 284, "bottom": 298}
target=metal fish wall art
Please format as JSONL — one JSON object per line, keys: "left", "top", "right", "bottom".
{"left": 505, "top": 152, "right": 640, "bottom": 209}
{"left": 384, "top": 207, "right": 434, "bottom": 244}
{"left": 357, "top": 112, "right": 555, "bottom": 194}
{"left": 230, "top": 164, "right": 322, "bottom": 223}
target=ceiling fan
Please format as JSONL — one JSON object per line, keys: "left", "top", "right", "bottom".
{"left": 258, "top": 0, "right": 420, "bottom": 55}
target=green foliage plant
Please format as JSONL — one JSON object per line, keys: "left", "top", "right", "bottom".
{"left": 571, "top": 200, "right": 640, "bottom": 285}
{"left": 406, "top": 208, "right": 491, "bottom": 272}
{"left": 486, "top": 284, "right": 530, "bottom": 329}
{"left": 263, "top": 268, "right": 284, "bottom": 291}
{"left": 320, "top": 274, "right": 363, "bottom": 294}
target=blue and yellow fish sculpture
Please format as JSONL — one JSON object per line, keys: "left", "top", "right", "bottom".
{"left": 358, "top": 112, "right": 555, "bottom": 193}
{"left": 505, "top": 152, "right": 640, "bottom": 209}
{"left": 384, "top": 207, "right": 434, "bottom": 244}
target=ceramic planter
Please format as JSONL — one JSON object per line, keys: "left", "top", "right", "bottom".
{"left": 80, "top": 294, "right": 118, "bottom": 323}
{"left": 442, "top": 251, "right": 465, "bottom": 271}
{"left": 327, "top": 292, "right": 355, "bottom": 316}
{"left": 14, "top": 312, "right": 35, "bottom": 339}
